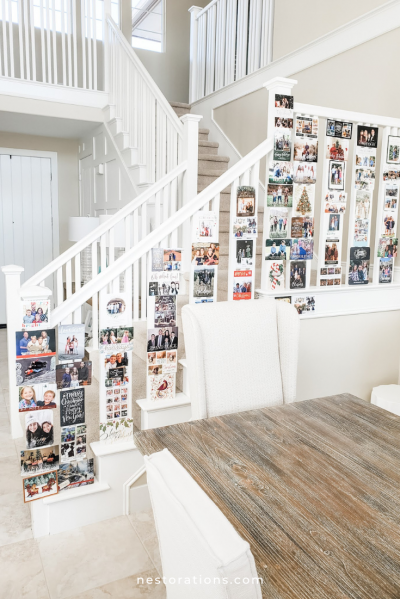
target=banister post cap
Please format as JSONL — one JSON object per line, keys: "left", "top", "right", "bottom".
{"left": 1, "top": 265, "right": 24, "bottom": 275}
{"left": 263, "top": 77, "right": 298, "bottom": 92}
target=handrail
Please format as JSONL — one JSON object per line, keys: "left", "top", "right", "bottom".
{"left": 50, "top": 137, "right": 273, "bottom": 324}
{"left": 196, "top": 0, "right": 218, "bottom": 19}
{"left": 22, "top": 161, "right": 188, "bottom": 288}
{"left": 106, "top": 16, "right": 184, "bottom": 139}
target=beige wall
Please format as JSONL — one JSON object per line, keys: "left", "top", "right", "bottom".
{"left": 273, "top": 0, "right": 389, "bottom": 60}
{"left": 0, "top": 132, "right": 80, "bottom": 254}
{"left": 120, "top": 0, "right": 209, "bottom": 103}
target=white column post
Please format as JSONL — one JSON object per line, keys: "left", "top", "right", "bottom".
{"left": 181, "top": 113, "right": 202, "bottom": 280}
{"left": 103, "top": 0, "right": 112, "bottom": 93}
{"left": 260, "top": 77, "right": 297, "bottom": 292}
{"left": 188, "top": 7, "right": 202, "bottom": 104}
{"left": 2, "top": 265, "right": 24, "bottom": 439}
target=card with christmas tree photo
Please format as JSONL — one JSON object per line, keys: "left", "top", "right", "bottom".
{"left": 293, "top": 183, "right": 315, "bottom": 217}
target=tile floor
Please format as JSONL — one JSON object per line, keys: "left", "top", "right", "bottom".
{"left": 0, "top": 330, "right": 165, "bottom": 598}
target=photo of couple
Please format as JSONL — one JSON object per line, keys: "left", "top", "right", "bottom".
{"left": 328, "top": 214, "right": 340, "bottom": 233}
{"left": 355, "top": 190, "right": 372, "bottom": 220}
{"left": 191, "top": 242, "right": 219, "bottom": 266}
{"left": 21, "top": 300, "right": 49, "bottom": 330}
{"left": 236, "top": 239, "right": 253, "bottom": 266}
{"left": 147, "top": 327, "right": 179, "bottom": 351}
{"left": 163, "top": 249, "right": 182, "bottom": 272}
{"left": 329, "top": 161, "right": 345, "bottom": 190}
{"left": 56, "top": 361, "right": 92, "bottom": 389}
{"left": 16, "top": 329, "right": 55, "bottom": 358}
{"left": 236, "top": 186, "right": 256, "bottom": 217}
{"left": 325, "top": 242, "right": 339, "bottom": 265}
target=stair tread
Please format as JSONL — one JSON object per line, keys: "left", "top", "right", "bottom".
{"left": 170, "top": 101, "right": 191, "bottom": 109}
{"left": 198, "top": 154, "right": 230, "bottom": 163}
{"left": 198, "top": 168, "right": 227, "bottom": 177}
{"left": 199, "top": 128, "right": 210, "bottom": 134}
{"left": 198, "top": 140, "right": 219, "bottom": 148}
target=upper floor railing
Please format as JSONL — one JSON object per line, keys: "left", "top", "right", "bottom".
{"left": 188, "top": 0, "right": 275, "bottom": 103}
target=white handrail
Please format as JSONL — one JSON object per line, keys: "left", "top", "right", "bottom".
{"left": 50, "top": 137, "right": 273, "bottom": 324}
{"left": 106, "top": 16, "right": 183, "bottom": 140}
{"left": 22, "top": 161, "right": 188, "bottom": 288}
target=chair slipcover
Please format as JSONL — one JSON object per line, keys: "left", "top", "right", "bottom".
{"left": 182, "top": 299, "right": 300, "bottom": 419}
{"left": 145, "top": 448, "right": 262, "bottom": 599}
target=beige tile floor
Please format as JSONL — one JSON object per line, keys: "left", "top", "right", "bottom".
{"left": 0, "top": 330, "right": 165, "bottom": 599}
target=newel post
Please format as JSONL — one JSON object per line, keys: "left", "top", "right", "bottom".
{"left": 2, "top": 265, "right": 24, "bottom": 439}
{"left": 188, "top": 6, "right": 202, "bottom": 104}
{"left": 181, "top": 114, "right": 202, "bottom": 277}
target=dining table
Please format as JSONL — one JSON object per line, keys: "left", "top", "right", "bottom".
{"left": 134, "top": 393, "right": 400, "bottom": 599}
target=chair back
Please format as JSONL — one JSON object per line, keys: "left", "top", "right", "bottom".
{"left": 145, "top": 448, "right": 262, "bottom": 599}
{"left": 182, "top": 299, "right": 299, "bottom": 419}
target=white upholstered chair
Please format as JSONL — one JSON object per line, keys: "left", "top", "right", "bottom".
{"left": 182, "top": 299, "right": 300, "bottom": 419}
{"left": 145, "top": 448, "right": 262, "bottom": 599}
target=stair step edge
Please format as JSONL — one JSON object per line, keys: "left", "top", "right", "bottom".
{"left": 198, "top": 140, "right": 219, "bottom": 148}
{"left": 170, "top": 101, "right": 191, "bottom": 109}
{"left": 198, "top": 154, "right": 230, "bottom": 163}
{"left": 199, "top": 128, "right": 210, "bottom": 134}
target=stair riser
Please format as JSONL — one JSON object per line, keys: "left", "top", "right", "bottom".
{"left": 129, "top": 165, "right": 149, "bottom": 185}
{"left": 122, "top": 147, "right": 139, "bottom": 167}
{"left": 198, "top": 160, "right": 229, "bottom": 172}
{"left": 198, "top": 144, "right": 218, "bottom": 155}
{"left": 199, "top": 132, "right": 209, "bottom": 141}
{"left": 114, "top": 131, "right": 130, "bottom": 152}
{"left": 104, "top": 104, "right": 116, "bottom": 122}
{"left": 109, "top": 118, "right": 123, "bottom": 137}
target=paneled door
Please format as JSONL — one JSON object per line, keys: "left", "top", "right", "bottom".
{"left": 0, "top": 152, "right": 57, "bottom": 324}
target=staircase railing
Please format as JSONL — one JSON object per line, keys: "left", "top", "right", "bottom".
{"left": 189, "top": 0, "right": 275, "bottom": 103}
{"left": 106, "top": 16, "right": 184, "bottom": 184}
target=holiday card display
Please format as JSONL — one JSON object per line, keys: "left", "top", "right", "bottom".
{"left": 267, "top": 261, "right": 284, "bottom": 291}
{"left": 61, "top": 424, "right": 87, "bottom": 463}
{"left": 19, "top": 383, "right": 57, "bottom": 412}
{"left": 58, "top": 324, "right": 85, "bottom": 362}
{"left": 233, "top": 217, "right": 258, "bottom": 238}
{"left": 233, "top": 270, "right": 252, "bottom": 299}
{"left": 377, "top": 237, "right": 398, "bottom": 258}
{"left": 269, "top": 161, "right": 293, "bottom": 184}
{"left": 295, "top": 116, "right": 318, "bottom": 138}
{"left": 326, "top": 138, "right": 349, "bottom": 161}
{"left": 267, "top": 184, "right": 293, "bottom": 207}
{"left": 290, "top": 239, "right": 314, "bottom": 260}
{"left": 326, "top": 120, "right": 352, "bottom": 139}
{"left": 289, "top": 262, "right": 306, "bottom": 289}
{"left": 58, "top": 459, "right": 94, "bottom": 492}
{"left": 293, "top": 184, "right": 315, "bottom": 216}
{"left": 60, "top": 388, "right": 85, "bottom": 427}
{"left": 55, "top": 360, "right": 92, "bottom": 389}
{"left": 379, "top": 258, "right": 393, "bottom": 283}
{"left": 193, "top": 211, "right": 219, "bottom": 242}
{"left": 16, "top": 329, "right": 56, "bottom": 359}
{"left": 293, "top": 162, "right": 317, "bottom": 184}
{"left": 192, "top": 242, "right": 220, "bottom": 266}
{"left": 237, "top": 186, "right": 256, "bottom": 216}
{"left": 348, "top": 247, "right": 370, "bottom": 285}
{"left": 265, "top": 239, "right": 291, "bottom": 260}
{"left": 293, "top": 296, "right": 316, "bottom": 315}
{"left": 23, "top": 471, "right": 58, "bottom": 502}
{"left": 21, "top": 299, "right": 50, "bottom": 330}
{"left": 25, "top": 410, "right": 54, "bottom": 449}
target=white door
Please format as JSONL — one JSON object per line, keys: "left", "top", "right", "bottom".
{"left": 0, "top": 153, "right": 55, "bottom": 324}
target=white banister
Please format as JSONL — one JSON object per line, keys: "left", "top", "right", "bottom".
{"left": 189, "top": 0, "right": 275, "bottom": 101}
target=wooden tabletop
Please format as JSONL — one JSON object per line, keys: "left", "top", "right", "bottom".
{"left": 134, "top": 394, "right": 400, "bottom": 599}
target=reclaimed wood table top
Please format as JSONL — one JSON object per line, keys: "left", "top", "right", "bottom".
{"left": 134, "top": 393, "right": 400, "bottom": 598}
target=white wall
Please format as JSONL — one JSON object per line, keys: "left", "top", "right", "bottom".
{"left": 273, "top": 0, "right": 389, "bottom": 60}
{"left": 0, "top": 132, "right": 80, "bottom": 254}
{"left": 120, "top": 0, "right": 209, "bottom": 103}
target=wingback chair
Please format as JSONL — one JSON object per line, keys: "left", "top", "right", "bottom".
{"left": 145, "top": 448, "right": 262, "bottom": 599}
{"left": 181, "top": 299, "right": 300, "bottom": 420}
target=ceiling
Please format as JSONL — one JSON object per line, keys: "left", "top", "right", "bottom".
{"left": 0, "top": 111, "right": 101, "bottom": 139}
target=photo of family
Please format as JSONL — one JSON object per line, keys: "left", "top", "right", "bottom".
{"left": 383, "top": 167, "right": 400, "bottom": 181}
{"left": 269, "top": 161, "right": 293, "bottom": 184}
{"left": 293, "top": 138, "right": 318, "bottom": 162}
{"left": 290, "top": 239, "right": 314, "bottom": 260}
{"left": 236, "top": 239, "right": 253, "bottom": 266}
{"left": 19, "top": 383, "right": 57, "bottom": 412}
{"left": 21, "top": 446, "right": 59, "bottom": 475}
{"left": 236, "top": 186, "right": 256, "bottom": 217}
{"left": 269, "top": 208, "right": 288, "bottom": 238}
{"left": 147, "top": 327, "right": 179, "bottom": 351}
{"left": 16, "top": 329, "right": 56, "bottom": 358}
{"left": 163, "top": 249, "right": 182, "bottom": 272}
{"left": 385, "top": 183, "right": 398, "bottom": 210}
{"left": 149, "top": 273, "right": 179, "bottom": 296}
{"left": 354, "top": 219, "right": 369, "bottom": 245}
{"left": 355, "top": 168, "right": 375, "bottom": 188}
{"left": 326, "top": 139, "right": 349, "bottom": 161}
{"left": 265, "top": 239, "right": 291, "bottom": 260}
{"left": 154, "top": 296, "right": 176, "bottom": 326}
{"left": 382, "top": 211, "right": 396, "bottom": 237}
{"left": 355, "top": 190, "right": 372, "bottom": 220}
{"left": 21, "top": 300, "right": 50, "bottom": 331}
{"left": 325, "top": 241, "right": 339, "bottom": 265}
{"left": 58, "top": 459, "right": 94, "bottom": 492}
{"left": 233, "top": 270, "right": 252, "bottom": 300}
{"left": 193, "top": 267, "right": 215, "bottom": 298}
{"left": 293, "top": 162, "right": 317, "bottom": 184}
{"left": 324, "top": 191, "right": 347, "bottom": 213}
{"left": 55, "top": 361, "right": 92, "bottom": 389}
{"left": 275, "top": 116, "right": 293, "bottom": 129}
{"left": 100, "top": 292, "right": 132, "bottom": 328}
{"left": 274, "top": 94, "right": 293, "bottom": 113}
{"left": 289, "top": 262, "right": 306, "bottom": 289}
{"left": 328, "top": 161, "right": 345, "bottom": 190}
{"left": 23, "top": 471, "right": 58, "bottom": 502}
{"left": 267, "top": 261, "right": 284, "bottom": 291}
{"left": 293, "top": 296, "right": 316, "bottom": 315}
{"left": 379, "top": 258, "right": 393, "bottom": 283}
{"left": 357, "top": 125, "right": 378, "bottom": 148}
{"left": 377, "top": 237, "right": 398, "bottom": 258}
{"left": 326, "top": 120, "right": 352, "bottom": 139}
{"left": 349, "top": 254, "right": 370, "bottom": 285}
{"left": 291, "top": 216, "right": 313, "bottom": 238}
{"left": 295, "top": 116, "right": 318, "bottom": 138}
{"left": 99, "top": 327, "right": 134, "bottom": 351}
{"left": 16, "top": 355, "right": 55, "bottom": 386}
{"left": 355, "top": 148, "right": 376, "bottom": 169}
{"left": 233, "top": 217, "right": 257, "bottom": 238}
{"left": 191, "top": 242, "right": 219, "bottom": 266}
{"left": 267, "top": 184, "right": 293, "bottom": 207}
{"left": 274, "top": 131, "right": 291, "bottom": 161}
{"left": 58, "top": 324, "right": 85, "bottom": 362}
{"left": 25, "top": 410, "right": 54, "bottom": 449}
{"left": 193, "top": 211, "right": 218, "bottom": 242}
{"left": 387, "top": 135, "right": 400, "bottom": 164}
{"left": 293, "top": 184, "right": 314, "bottom": 216}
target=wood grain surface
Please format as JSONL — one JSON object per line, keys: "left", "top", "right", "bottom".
{"left": 134, "top": 394, "right": 400, "bottom": 598}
